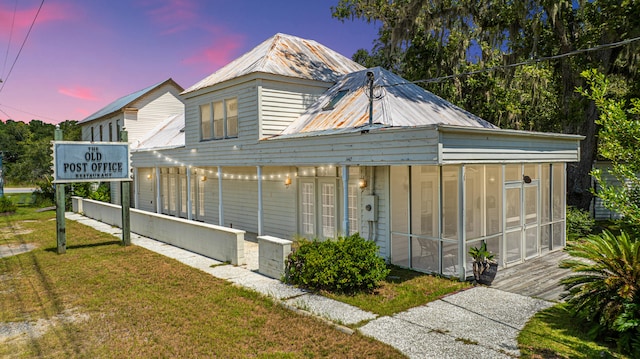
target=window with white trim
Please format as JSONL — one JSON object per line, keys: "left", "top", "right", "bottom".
{"left": 200, "top": 98, "right": 238, "bottom": 140}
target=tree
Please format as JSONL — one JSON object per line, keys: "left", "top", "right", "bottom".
{"left": 579, "top": 69, "right": 640, "bottom": 229}
{"left": 333, "top": 0, "right": 640, "bottom": 209}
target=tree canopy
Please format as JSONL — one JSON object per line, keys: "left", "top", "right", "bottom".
{"left": 333, "top": 0, "right": 640, "bottom": 209}
{"left": 0, "top": 120, "right": 80, "bottom": 185}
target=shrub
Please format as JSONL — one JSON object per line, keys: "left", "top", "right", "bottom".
{"left": 0, "top": 196, "right": 17, "bottom": 214}
{"left": 284, "top": 233, "right": 390, "bottom": 293}
{"left": 566, "top": 206, "right": 595, "bottom": 240}
{"left": 560, "top": 230, "right": 640, "bottom": 356}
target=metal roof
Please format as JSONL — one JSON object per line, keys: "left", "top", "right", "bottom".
{"left": 133, "top": 113, "right": 185, "bottom": 151}
{"left": 79, "top": 79, "right": 183, "bottom": 124}
{"left": 182, "top": 33, "right": 365, "bottom": 95}
{"left": 275, "top": 67, "right": 496, "bottom": 139}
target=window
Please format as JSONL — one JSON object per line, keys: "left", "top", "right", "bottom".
{"left": 108, "top": 123, "right": 113, "bottom": 142}
{"left": 116, "top": 120, "right": 121, "bottom": 141}
{"left": 200, "top": 98, "right": 238, "bottom": 140}
{"left": 200, "top": 103, "right": 212, "bottom": 140}
{"left": 323, "top": 90, "right": 349, "bottom": 111}
{"left": 91, "top": 127, "right": 95, "bottom": 141}
{"left": 348, "top": 184, "right": 359, "bottom": 235}
{"left": 99, "top": 125, "right": 103, "bottom": 141}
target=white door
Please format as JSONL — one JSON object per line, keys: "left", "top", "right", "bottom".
{"left": 504, "top": 181, "right": 539, "bottom": 265}
{"left": 299, "top": 178, "right": 337, "bottom": 239}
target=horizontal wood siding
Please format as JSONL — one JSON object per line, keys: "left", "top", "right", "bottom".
{"left": 260, "top": 81, "right": 327, "bottom": 137}
{"left": 184, "top": 81, "right": 258, "bottom": 148}
{"left": 440, "top": 131, "right": 581, "bottom": 163}
{"left": 262, "top": 169, "right": 297, "bottom": 239}
{"left": 373, "top": 166, "right": 390, "bottom": 259}
{"left": 130, "top": 88, "right": 184, "bottom": 143}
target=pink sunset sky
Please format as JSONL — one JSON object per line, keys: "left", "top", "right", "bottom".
{"left": 0, "top": 0, "right": 379, "bottom": 124}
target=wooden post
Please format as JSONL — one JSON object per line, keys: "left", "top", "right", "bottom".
{"left": 54, "top": 126, "right": 66, "bottom": 254}
{"left": 120, "top": 130, "right": 131, "bottom": 246}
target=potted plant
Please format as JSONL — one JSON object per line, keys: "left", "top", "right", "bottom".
{"left": 469, "top": 241, "right": 498, "bottom": 285}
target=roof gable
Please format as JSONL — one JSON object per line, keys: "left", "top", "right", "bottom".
{"left": 277, "top": 67, "right": 497, "bottom": 138}
{"left": 79, "top": 78, "right": 183, "bottom": 124}
{"left": 183, "top": 33, "right": 365, "bottom": 94}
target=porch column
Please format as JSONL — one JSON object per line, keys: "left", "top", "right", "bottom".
{"left": 133, "top": 167, "right": 139, "bottom": 209}
{"left": 155, "top": 166, "right": 161, "bottom": 213}
{"left": 218, "top": 166, "right": 224, "bottom": 226}
{"left": 342, "top": 165, "right": 349, "bottom": 236}
{"left": 257, "top": 166, "right": 263, "bottom": 236}
{"left": 458, "top": 165, "right": 466, "bottom": 280}
{"left": 186, "top": 168, "right": 192, "bottom": 220}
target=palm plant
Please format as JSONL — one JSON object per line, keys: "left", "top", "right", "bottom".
{"left": 560, "top": 230, "right": 640, "bottom": 355}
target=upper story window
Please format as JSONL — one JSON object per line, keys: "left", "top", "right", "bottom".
{"left": 200, "top": 98, "right": 238, "bottom": 140}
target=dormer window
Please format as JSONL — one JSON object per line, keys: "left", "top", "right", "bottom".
{"left": 322, "top": 90, "right": 349, "bottom": 111}
{"left": 200, "top": 97, "right": 238, "bottom": 140}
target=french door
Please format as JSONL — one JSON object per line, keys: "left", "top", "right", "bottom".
{"left": 300, "top": 178, "right": 337, "bottom": 239}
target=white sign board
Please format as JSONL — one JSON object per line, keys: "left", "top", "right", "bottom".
{"left": 52, "top": 142, "right": 131, "bottom": 183}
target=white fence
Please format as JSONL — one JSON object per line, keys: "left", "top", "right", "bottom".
{"left": 72, "top": 196, "right": 245, "bottom": 265}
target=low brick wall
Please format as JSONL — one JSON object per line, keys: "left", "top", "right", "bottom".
{"left": 258, "top": 235, "right": 292, "bottom": 279}
{"left": 72, "top": 197, "right": 245, "bottom": 265}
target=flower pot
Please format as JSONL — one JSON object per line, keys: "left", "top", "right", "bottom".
{"left": 476, "top": 262, "right": 498, "bottom": 285}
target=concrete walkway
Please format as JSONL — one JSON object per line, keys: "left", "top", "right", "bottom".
{"left": 65, "top": 212, "right": 554, "bottom": 358}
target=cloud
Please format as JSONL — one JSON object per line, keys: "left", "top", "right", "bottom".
{"left": 58, "top": 86, "right": 99, "bottom": 101}
{"left": 182, "top": 34, "right": 245, "bottom": 72}
{"left": 0, "top": 2, "right": 69, "bottom": 40}
{"left": 140, "top": 0, "right": 199, "bottom": 35}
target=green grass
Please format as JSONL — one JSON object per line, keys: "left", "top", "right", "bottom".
{"left": 0, "top": 208, "right": 404, "bottom": 358}
{"left": 518, "top": 303, "right": 629, "bottom": 359}
{"left": 323, "top": 265, "right": 471, "bottom": 317}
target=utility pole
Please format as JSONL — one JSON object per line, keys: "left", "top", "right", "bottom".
{"left": 54, "top": 126, "right": 66, "bottom": 254}
{"left": 120, "top": 129, "right": 131, "bottom": 246}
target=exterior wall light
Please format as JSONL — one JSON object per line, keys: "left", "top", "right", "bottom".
{"left": 284, "top": 176, "right": 292, "bottom": 187}
{"left": 523, "top": 175, "right": 532, "bottom": 184}
{"left": 146, "top": 173, "right": 152, "bottom": 180}
{"left": 201, "top": 176, "right": 207, "bottom": 182}
{"left": 358, "top": 178, "right": 367, "bottom": 189}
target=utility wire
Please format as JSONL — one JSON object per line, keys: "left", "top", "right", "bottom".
{"left": 0, "top": 0, "right": 44, "bottom": 94}
{"left": 384, "top": 35, "right": 640, "bottom": 87}
{"left": 0, "top": 102, "right": 58, "bottom": 122}
{"left": 1, "top": 0, "right": 19, "bottom": 78}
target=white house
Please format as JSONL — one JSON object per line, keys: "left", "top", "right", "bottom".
{"left": 95, "top": 33, "right": 582, "bottom": 280}
{"left": 79, "top": 78, "right": 184, "bottom": 204}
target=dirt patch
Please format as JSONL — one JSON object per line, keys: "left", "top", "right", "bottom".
{"left": 0, "top": 309, "right": 89, "bottom": 345}
{"left": 0, "top": 243, "right": 37, "bottom": 258}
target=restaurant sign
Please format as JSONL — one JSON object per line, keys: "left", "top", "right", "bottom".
{"left": 53, "top": 142, "right": 131, "bottom": 183}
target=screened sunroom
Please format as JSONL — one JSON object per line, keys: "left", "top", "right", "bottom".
{"left": 389, "top": 161, "right": 568, "bottom": 279}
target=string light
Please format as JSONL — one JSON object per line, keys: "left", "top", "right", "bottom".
{"left": 147, "top": 150, "right": 341, "bottom": 182}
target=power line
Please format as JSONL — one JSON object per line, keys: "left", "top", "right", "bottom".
{"left": 0, "top": 0, "right": 44, "bottom": 94}
{"left": 0, "top": 102, "right": 58, "bottom": 122}
{"left": 384, "top": 35, "right": 640, "bottom": 87}
{"left": 1, "top": 0, "right": 19, "bottom": 78}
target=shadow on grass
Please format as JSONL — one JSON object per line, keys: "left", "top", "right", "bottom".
{"left": 521, "top": 304, "right": 623, "bottom": 359}
{"left": 44, "top": 240, "right": 123, "bottom": 252}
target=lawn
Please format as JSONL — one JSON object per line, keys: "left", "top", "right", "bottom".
{"left": 518, "top": 304, "right": 629, "bottom": 359}
{"left": 0, "top": 208, "right": 404, "bottom": 358}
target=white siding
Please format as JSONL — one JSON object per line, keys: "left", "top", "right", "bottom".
{"left": 127, "top": 88, "right": 185, "bottom": 143}
{"left": 260, "top": 81, "right": 327, "bottom": 138}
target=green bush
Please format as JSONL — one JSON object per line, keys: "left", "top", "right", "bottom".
{"left": 0, "top": 196, "right": 17, "bottom": 213}
{"left": 566, "top": 206, "right": 595, "bottom": 240}
{"left": 560, "top": 230, "right": 640, "bottom": 356}
{"left": 284, "top": 233, "right": 390, "bottom": 293}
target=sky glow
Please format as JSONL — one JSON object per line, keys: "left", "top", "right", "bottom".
{"left": 0, "top": 0, "right": 378, "bottom": 124}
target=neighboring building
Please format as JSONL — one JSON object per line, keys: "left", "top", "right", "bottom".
{"left": 79, "top": 78, "right": 185, "bottom": 204}
{"left": 117, "top": 33, "right": 580, "bottom": 280}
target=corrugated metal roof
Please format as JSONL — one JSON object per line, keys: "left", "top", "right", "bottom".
{"left": 276, "top": 67, "right": 496, "bottom": 138}
{"left": 79, "top": 79, "right": 182, "bottom": 124}
{"left": 133, "top": 113, "right": 185, "bottom": 150}
{"left": 182, "top": 33, "right": 365, "bottom": 95}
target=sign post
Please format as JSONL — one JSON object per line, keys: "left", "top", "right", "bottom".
{"left": 54, "top": 126, "right": 66, "bottom": 254}
{"left": 52, "top": 136, "right": 131, "bottom": 250}
{"left": 120, "top": 130, "right": 131, "bottom": 246}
